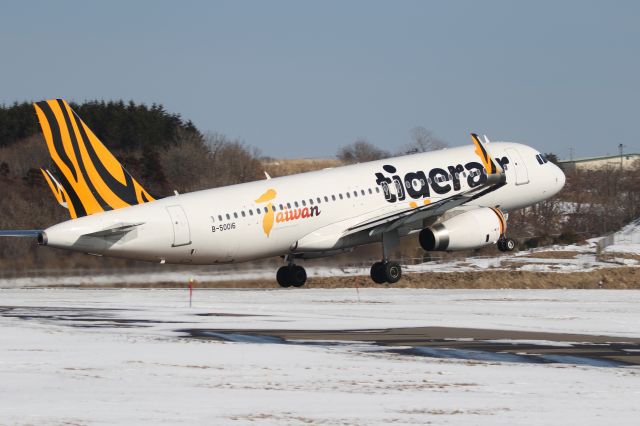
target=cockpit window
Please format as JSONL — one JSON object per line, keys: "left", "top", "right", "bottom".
{"left": 535, "top": 154, "right": 548, "bottom": 165}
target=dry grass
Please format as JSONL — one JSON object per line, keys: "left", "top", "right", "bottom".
{"left": 262, "top": 158, "right": 342, "bottom": 177}
{"left": 599, "top": 252, "right": 640, "bottom": 262}
{"left": 48, "top": 267, "right": 640, "bottom": 290}
{"left": 523, "top": 251, "right": 582, "bottom": 259}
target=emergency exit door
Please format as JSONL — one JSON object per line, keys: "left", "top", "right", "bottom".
{"left": 166, "top": 205, "right": 192, "bottom": 247}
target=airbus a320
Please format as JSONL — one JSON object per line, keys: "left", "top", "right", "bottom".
{"left": 0, "top": 99, "right": 565, "bottom": 286}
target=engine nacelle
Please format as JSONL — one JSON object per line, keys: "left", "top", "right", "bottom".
{"left": 419, "top": 207, "right": 505, "bottom": 251}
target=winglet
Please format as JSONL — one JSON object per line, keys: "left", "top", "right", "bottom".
{"left": 471, "top": 133, "right": 503, "bottom": 175}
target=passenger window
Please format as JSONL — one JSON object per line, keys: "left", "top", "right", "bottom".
{"left": 375, "top": 187, "right": 380, "bottom": 193}
{"left": 332, "top": 195, "right": 337, "bottom": 201}
{"left": 368, "top": 188, "right": 372, "bottom": 194}
{"left": 339, "top": 194, "right": 343, "bottom": 200}
{"left": 287, "top": 202, "right": 291, "bottom": 209}
{"left": 353, "top": 191, "right": 357, "bottom": 197}
{"left": 279, "top": 204, "right": 283, "bottom": 210}
{"left": 218, "top": 215, "right": 223, "bottom": 221}
{"left": 249, "top": 210, "right": 253, "bottom": 216}
{"left": 226, "top": 213, "right": 230, "bottom": 220}
{"left": 317, "top": 197, "right": 321, "bottom": 203}
{"left": 302, "top": 200, "right": 306, "bottom": 206}
{"left": 241, "top": 211, "right": 246, "bottom": 217}
{"left": 309, "top": 199, "right": 314, "bottom": 205}
{"left": 264, "top": 207, "right": 269, "bottom": 213}
{"left": 233, "top": 212, "right": 238, "bottom": 219}
{"left": 324, "top": 196, "right": 329, "bottom": 202}
{"left": 346, "top": 192, "right": 350, "bottom": 198}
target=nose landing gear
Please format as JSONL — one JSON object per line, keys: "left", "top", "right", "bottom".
{"left": 497, "top": 237, "right": 516, "bottom": 252}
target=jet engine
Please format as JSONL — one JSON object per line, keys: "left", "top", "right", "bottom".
{"left": 419, "top": 207, "right": 505, "bottom": 251}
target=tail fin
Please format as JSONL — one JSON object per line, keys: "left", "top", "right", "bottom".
{"left": 40, "top": 168, "right": 69, "bottom": 209}
{"left": 34, "top": 99, "right": 154, "bottom": 219}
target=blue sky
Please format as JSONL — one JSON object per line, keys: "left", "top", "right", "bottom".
{"left": 1, "top": 1, "right": 638, "bottom": 159}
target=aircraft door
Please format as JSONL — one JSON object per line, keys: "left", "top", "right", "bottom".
{"left": 166, "top": 205, "right": 192, "bottom": 247}
{"left": 505, "top": 148, "right": 530, "bottom": 185}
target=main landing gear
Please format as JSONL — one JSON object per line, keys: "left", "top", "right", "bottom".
{"left": 497, "top": 236, "right": 516, "bottom": 252}
{"left": 276, "top": 257, "right": 307, "bottom": 288}
{"left": 369, "top": 230, "right": 403, "bottom": 285}
{"left": 370, "top": 261, "right": 402, "bottom": 284}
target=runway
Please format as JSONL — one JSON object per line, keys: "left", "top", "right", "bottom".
{"left": 183, "top": 326, "right": 640, "bottom": 367}
{"left": 2, "top": 288, "right": 639, "bottom": 425}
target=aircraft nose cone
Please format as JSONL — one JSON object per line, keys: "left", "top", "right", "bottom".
{"left": 555, "top": 164, "right": 566, "bottom": 192}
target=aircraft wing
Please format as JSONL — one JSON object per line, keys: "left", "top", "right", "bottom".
{"left": 346, "top": 180, "right": 505, "bottom": 237}
{"left": 346, "top": 133, "right": 506, "bottom": 237}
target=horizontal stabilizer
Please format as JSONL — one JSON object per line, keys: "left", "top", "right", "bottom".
{"left": 82, "top": 222, "right": 144, "bottom": 238}
{"left": 0, "top": 230, "right": 43, "bottom": 237}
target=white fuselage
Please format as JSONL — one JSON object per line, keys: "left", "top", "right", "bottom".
{"left": 42, "top": 142, "right": 565, "bottom": 264}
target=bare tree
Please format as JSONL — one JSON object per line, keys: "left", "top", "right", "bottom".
{"left": 400, "top": 127, "right": 448, "bottom": 154}
{"left": 337, "top": 138, "right": 390, "bottom": 164}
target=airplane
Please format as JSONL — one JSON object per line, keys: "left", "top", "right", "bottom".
{"left": 0, "top": 99, "right": 565, "bottom": 286}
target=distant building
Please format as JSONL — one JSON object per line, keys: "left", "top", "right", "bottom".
{"left": 559, "top": 153, "right": 640, "bottom": 172}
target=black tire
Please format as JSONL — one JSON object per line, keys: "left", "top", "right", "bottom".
{"left": 497, "top": 239, "right": 506, "bottom": 252}
{"left": 384, "top": 262, "right": 402, "bottom": 284}
{"left": 291, "top": 265, "right": 307, "bottom": 287}
{"left": 505, "top": 238, "right": 516, "bottom": 252}
{"left": 276, "top": 266, "right": 292, "bottom": 288}
{"left": 370, "top": 262, "right": 387, "bottom": 284}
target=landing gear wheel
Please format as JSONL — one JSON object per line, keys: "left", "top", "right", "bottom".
{"left": 497, "top": 237, "right": 516, "bottom": 252}
{"left": 370, "top": 262, "right": 387, "bottom": 284}
{"left": 276, "top": 265, "right": 307, "bottom": 288}
{"left": 504, "top": 238, "right": 516, "bottom": 252}
{"left": 291, "top": 265, "right": 307, "bottom": 287}
{"left": 276, "top": 266, "right": 293, "bottom": 287}
{"left": 384, "top": 261, "right": 402, "bottom": 284}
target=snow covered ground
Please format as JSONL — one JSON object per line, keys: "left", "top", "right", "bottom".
{"left": 1, "top": 288, "right": 639, "bottom": 425}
